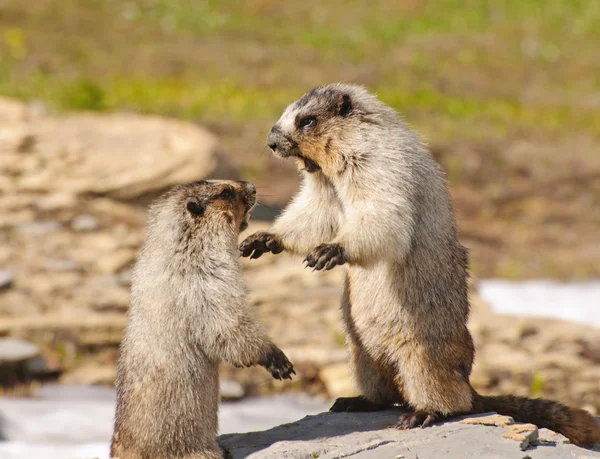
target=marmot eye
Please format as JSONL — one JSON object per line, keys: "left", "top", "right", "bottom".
{"left": 219, "top": 188, "right": 234, "bottom": 199}
{"left": 186, "top": 201, "right": 204, "bottom": 216}
{"left": 299, "top": 116, "right": 316, "bottom": 129}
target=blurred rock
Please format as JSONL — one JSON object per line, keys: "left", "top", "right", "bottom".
{"left": 7, "top": 112, "right": 219, "bottom": 199}
{"left": 92, "top": 284, "right": 130, "bottom": 311}
{"left": 0, "top": 338, "right": 40, "bottom": 363}
{"left": 70, "top": 214, "right": 100, "bottom": 231}
{"left": 0, "top": 97, "right": 28, "bottom": 122}
{"left": 0, "top": 270, "right": 14, "bottom": 290}
{"left": 0, "top": 338, "right": 48, "bottom": 386}
{"left": 15, "top": 220, "right": 61, "bottom": 235}
{"left": 42, "top": 258, "right": 81, "bottom": 272}
{"left": 318, "top": 363, "right": 357, "bottom": 399}
{"left": 95, "top": 248, "right": 136, "bottom": 274}
{"left": 61, "top": 363, "right": 116, "bottom": 386}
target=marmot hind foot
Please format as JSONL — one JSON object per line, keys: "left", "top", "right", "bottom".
{"left": 330, "top": 396, "right": 390, "bottom": 413}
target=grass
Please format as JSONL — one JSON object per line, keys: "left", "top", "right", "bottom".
{"left": 1, "top": 0, "right": 599, "bottom": 136}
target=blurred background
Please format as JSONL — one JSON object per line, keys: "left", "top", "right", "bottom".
{"left": 0, "top": 1, "right": 599, "bottom": 458}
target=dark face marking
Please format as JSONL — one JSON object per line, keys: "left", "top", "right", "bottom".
{"left": 268, "top": 86, "right": 359, "bottom": 174}
{"left": 176, "top": 181, "right": 255, "bottom": 233}
{"left": 297, "top": 115, "right": 316, "bottom": 129}
{"left": 339, "top": 94, "right": 352, "bottom": 117}
{"left": 218, "top": 187, "right": 235, "bottom": 200}
{"left": 186, "top": 200, "right": 204, "bottom": 216}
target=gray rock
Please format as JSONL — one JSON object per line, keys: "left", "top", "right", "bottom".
{"left": 15, "top": 220, "right": 61, "bottom": 236}
{"left": 42, "top": 258, "right": 81, "bottom": 271}
{"left": 0, "top": 270, "right": 13, "bottom": 290}
{"left": 0, "top": 338, "right": 40, "bottom": 363}
{"left": 219, "top": 410, "right": 600, "bottom": 459}
{"left": 70, "top": 214, "right": 100, "bottom": 231}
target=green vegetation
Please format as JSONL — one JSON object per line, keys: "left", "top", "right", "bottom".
{"left": 530, "top": 373, "right": 544, "bottom": 398}
{"left": 1, "top": 0, "right": 599, "bottom": 137}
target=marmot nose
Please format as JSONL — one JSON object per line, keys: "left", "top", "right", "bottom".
{"left": 238, "top": 181, "right": 256, "bottom": 195}
{"left": 267, "top": 125, "right": 282, "bottom": 152}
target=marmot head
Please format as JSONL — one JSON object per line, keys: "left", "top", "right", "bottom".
{"left": 148, "top": 180, "right": 256, "bottom": 249}
{"left": 266, "top": 83, "right": 389, "bottom": 176}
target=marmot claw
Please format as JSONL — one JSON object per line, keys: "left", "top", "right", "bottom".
{"left": 396, "top": 410, "right": 441, "bottom": 429}
{"left": 304, "top": 243, "right": 347, "bottom": 270}
{"left": 239, "top": 232, "right": 284, "bottom": 259}
{"left": 261, "top": 345, "right": 295, "bottom": 380}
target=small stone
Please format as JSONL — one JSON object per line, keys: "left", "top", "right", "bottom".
{"left": 220, "top": 379, "right": 246, "bottom": 401}
{"left": 15, "top": 220, "right": 61, "bottom": 236}
{"left": 93, "top": 286, "right": 130, "bottom": 311}
{"left": 0, "top": 338, "right": 40, "bottom": 363}
{"left": 117, "top": 269, "right": 133, "bottom": 287}
{"left": 61, "top": 363, "right": 116, "bottom": 385}
{"left": 71, "top": 214, "right": 100, "bottom": 231}
{"left": 24, "top": 355, "right": 52, "bottom": 375}
{"left": 42, "top": 258, "right": 81, "bottom": 272}
{"left": 96, "top": 249, "right": 136, "bottom": 274}
{"left": 502, "top": 423, "right": 539, "bottom": 450}
{"left": 460, "top": 413, "right": 514, "bottom": 427}
{"left": 0, "top": 270, "right": 14, "bottom": 290}
{"left": 36, "top": 192, "right": 78, "bottom": 211}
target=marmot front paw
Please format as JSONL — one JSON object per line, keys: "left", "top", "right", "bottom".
{"left": 260, "top": 345, "right": 295, "bottom": 380}
{"left": 239, "top": 232, "right": 284, "bottom": 259}
{"left": 304, "top": 243, "right": 347, "bottom": 270}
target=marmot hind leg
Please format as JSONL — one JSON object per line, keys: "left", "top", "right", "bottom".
{"left": 395, "top": 337, "right": 475, "bottom": 429}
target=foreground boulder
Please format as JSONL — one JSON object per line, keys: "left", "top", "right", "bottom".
{"left": 219, "top": 410, "right": 600, "bottom": 459}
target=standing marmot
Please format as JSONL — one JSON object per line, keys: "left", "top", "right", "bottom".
{"left": 240, "top": 83, "right": 600, "bottom": 448}
{"left": 111, "top": 180, "right": 295, "bottom": 459}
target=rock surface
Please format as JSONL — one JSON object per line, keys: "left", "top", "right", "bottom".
{"left": 220, "top": 410, "right": 600, "bottom": 459}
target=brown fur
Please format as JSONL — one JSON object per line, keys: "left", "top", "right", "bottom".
{"left": 242, "top": 83, "right": 600, "bottom": 449}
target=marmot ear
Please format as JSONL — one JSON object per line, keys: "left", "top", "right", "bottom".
{"left": 338, "top": 93, "right": 352, "bottom": 117}
{"left": 186, "top": 200, "right": 205, "bottom": 217}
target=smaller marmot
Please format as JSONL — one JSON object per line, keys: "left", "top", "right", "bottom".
{"left": 111, "top": 180, "right": 295, "bottom": 459}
